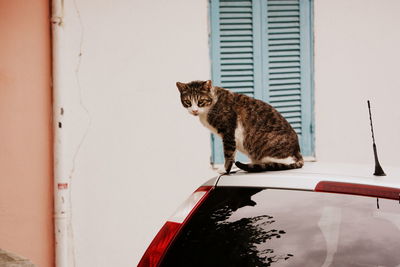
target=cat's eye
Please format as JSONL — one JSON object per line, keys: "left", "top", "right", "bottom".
{"left": 198, "top": 99, "right": 210, "bottom": 107}
{"left": 183, "top": 100, "right": 191, "bottom": 107}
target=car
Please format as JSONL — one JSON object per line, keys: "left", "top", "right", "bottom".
{"left": 138, "top": 162, "right": 400, "bottom": 267}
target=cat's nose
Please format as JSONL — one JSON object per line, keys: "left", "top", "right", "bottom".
{"left": 192, "top": 110, "right": 199, "bottom": 115}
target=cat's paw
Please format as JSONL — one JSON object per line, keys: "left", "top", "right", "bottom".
{"left": 224, "top": 160, "right": 234, "bottom": 174}
{"left": 214, "top": 166, "right": 226, "bottom": 174}
{"left": 214, "top": 164, "right": 239, "bottom": 175}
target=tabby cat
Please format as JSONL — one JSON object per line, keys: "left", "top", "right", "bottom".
{"left": 176, "top": 80, "right": 303, "bottom": 174}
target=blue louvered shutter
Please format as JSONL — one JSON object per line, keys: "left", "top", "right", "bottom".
{"left": 210, "top": 0, "right": 259, "bottom": 164}
{"left": 210, "top": 0, "right": 258, "bottom": 97}
{"left": 265, "top": 0, "right": 314, "bottom": 156}
{"left": 210, "top": 0, "right": 314, "bottom": 164}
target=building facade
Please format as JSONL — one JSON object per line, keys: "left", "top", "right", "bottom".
{"left": 1, "top": 0, "right": 400, "bottom": 266}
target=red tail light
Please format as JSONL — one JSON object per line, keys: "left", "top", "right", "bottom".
{"left": 138, "top": 186, "right": 213, "bottom": 267}
{"left": 315, "top": 181, "right": 400, "bottom": 200}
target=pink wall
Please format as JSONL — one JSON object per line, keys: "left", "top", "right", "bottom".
{"left": 0, "top": 0, "right": 54, "bottom": 266}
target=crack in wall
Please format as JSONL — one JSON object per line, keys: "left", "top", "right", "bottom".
{"left": 66, "top": 0, "right": 91, "bottom": 266}
{"left": 69, "top": 0, "right": 91, "bottom": 182}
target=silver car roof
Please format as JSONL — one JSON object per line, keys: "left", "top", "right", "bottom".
{"left": 203, "top": 162, "right": 400, "bottom": 191}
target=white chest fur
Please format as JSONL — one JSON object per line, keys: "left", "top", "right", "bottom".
{"left": 200, "top": 113, "right": 246, "bottom": 154}
{"left": 235, "top": 122, "right": 246, "bottom": 153}
{"left": 199, "top": 113, "right": 219, "bottom": 136}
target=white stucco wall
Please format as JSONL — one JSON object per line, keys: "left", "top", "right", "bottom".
{"left": 57, "top": 0, "right": 400, "bottom": 266}
{"left": 314, "top": 0, "right": 400, "bottom": 166}
{"left": 59, "top": 1, "right": 214, "bottom": 266}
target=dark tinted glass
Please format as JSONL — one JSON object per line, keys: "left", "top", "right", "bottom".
{"left": 161, "top": 187, "right": 400, "bottom": 267}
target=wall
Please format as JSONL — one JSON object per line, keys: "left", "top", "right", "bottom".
{"left": 0, "top": 0, "right": 54, "bottom": 266}
{"left": 314, "top": 0, "right": 400, "bottom": 166}
{"left": 57, "top": 0, "right": 400, "bottom": 266}
{"left": 57, "top": 0, "right": 215, "bottom": 266}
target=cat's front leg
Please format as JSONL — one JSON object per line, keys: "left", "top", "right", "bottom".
{"left": 222, "top": 133, "right": 236, "bottom": 174}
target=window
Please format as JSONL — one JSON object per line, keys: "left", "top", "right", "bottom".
{"left": 209, "top": 0, "right": 314, "bottom": 164}
{"left": 161, "top": 187, "right": 400, "bottom": 266}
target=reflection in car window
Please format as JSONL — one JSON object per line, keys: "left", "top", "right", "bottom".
{"left": 161, "top": 187, "right": 400, "bottom": 267}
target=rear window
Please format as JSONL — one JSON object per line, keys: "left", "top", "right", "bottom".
{"left": 161, "top": 187, "right": 400, "bottom": 267}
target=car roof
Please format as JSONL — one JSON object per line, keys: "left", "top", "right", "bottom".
{"left": 203, "top": 162, "right": 400, "bottom": 191}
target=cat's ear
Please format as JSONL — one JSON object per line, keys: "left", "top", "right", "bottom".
{"left": 204, "top": 80, "right": 212, "bottom": 91}
{"left": 176, "top": 82, "right": 186, "bottom": 93}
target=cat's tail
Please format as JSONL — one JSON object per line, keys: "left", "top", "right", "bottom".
{"left": 235, "top": 158, "right": 304, "bottom": 173}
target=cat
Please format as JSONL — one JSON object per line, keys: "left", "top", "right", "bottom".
{"left": 176, "top": 80, "right": 304, "bottom": 174}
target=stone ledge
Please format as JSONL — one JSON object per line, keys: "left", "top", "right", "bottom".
{"left": 0, "top": 249, "right": 35, "bottom": 267}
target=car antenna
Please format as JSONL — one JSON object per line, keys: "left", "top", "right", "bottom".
{"left": 367, "top": 100, "right": 386, "bottom": 176}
